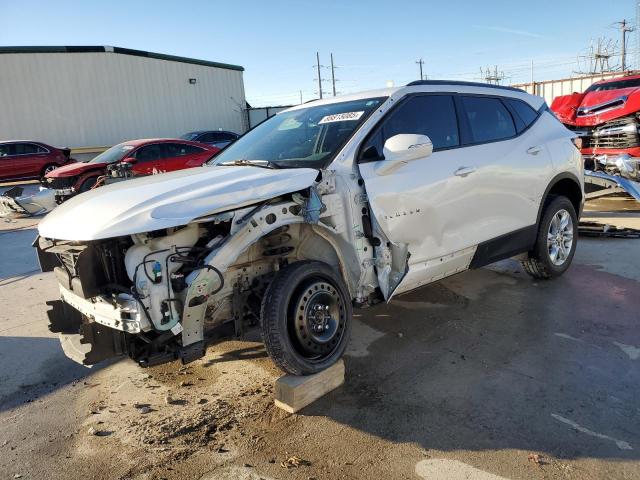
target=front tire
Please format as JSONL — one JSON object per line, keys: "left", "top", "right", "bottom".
{"left": 261, "top": 261, "right": 352, "bottom": 375}
{"left": 522, "top": 196, "right": 577, "bottom": 279}
{"left": 78, "top": 176, "right": 98, "bottom": 193}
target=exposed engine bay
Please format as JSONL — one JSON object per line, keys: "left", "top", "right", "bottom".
{"left": 35, "top": 171, "right": 383, "bottom": 367}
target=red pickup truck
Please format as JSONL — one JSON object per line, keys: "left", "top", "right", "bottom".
{"left": 551, "top": 74, "right": 640, "bottom": 201}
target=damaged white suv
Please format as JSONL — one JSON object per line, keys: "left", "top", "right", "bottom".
{"left": 35, "top": 81, "right": 583, "bottom": 375}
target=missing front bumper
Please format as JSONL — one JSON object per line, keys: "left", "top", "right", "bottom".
{"left": 46, "top": 299, "right": 127, "bottom": 365}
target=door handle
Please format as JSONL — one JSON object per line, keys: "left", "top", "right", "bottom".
{"left": 454, "top": 166, "right": 475, "bottom": 177}
{"left": 527, "top": 146, "right": 543, "bottom": 155}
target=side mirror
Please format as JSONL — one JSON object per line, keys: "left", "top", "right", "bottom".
{"left": 122, "top": 157, "right": 137, "bottom": 164}
{"left": 376, "top": 134, "right": 433, "bottom": 175}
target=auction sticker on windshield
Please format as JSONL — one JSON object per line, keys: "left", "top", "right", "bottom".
{"left": 318, "top": 111, "right": 364, "bottom": 124}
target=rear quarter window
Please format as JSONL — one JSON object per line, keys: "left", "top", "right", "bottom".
{"left": 505, "top": 98, "right": 539, "bottom": 132}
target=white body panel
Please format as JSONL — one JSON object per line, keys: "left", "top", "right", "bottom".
{"left": 38, "top": 165, "right": 318, "bottom": 241}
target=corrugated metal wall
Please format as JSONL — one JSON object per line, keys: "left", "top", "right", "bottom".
{"left": 512, "top": 71, "right": 640, "bottom": 105}
{"left": 0, "top": 51, "right": 246, "bottom": 148}
{"left": 247, "top": 105, "right": 292, "bottom": 128}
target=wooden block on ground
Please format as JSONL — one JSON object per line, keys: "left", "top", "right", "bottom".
{"left": 274, "top": 359, "right": 345, "bottom": 413}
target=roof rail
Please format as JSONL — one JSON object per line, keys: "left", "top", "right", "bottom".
{"left": 406, "top": 79, "right": 525, "bottom": 93}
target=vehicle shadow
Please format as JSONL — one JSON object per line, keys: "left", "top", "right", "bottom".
{"left": 0, "top": 335, "right": 109, "bottom": 413}
{"left": 203, "top": 344, "right": 269, "bottom": 366}
{"left": 305, "top": 263, "right": 640, "bottom": 461}
{"left": 0, "top": 227, "right": 40, "bottom": 281}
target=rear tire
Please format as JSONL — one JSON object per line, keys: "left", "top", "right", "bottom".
{"left": 261, "top": 261, "right": 352, "bottom": 375}
{"left": 522, "top": 196, "right": 577, "bottom": 279}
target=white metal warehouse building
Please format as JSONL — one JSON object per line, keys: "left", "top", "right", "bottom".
{"left": 0, "top": 46, "right": 246, "bottom": 151}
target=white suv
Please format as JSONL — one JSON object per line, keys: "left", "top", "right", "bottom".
{"left": 36, "top": 81, "right": 583, "bottom": 375}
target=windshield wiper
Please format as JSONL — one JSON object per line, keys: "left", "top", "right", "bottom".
{"left": 218, "top": 159, "right": 281, "bottom": 169}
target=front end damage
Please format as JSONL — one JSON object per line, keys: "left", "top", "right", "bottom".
{"left": 551, "top": 81, "right": 640, "bottom": 202}
{"left": 35, "top": 169, "right": 381, "bottom": 367}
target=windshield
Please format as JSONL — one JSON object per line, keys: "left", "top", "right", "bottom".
{"left": 180, "top": 132, "right": 200, "bottom": 141}
{"left": 89, "top": 144, "right": 135, "bottom": 164}
{"left": 586, "top": 78, "right": 640, "bottom": 92}
{"left": 209, "top": 97, "right": 386, "bottom": 169}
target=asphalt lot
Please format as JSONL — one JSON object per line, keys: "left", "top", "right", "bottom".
{"left": 1, "top": 187, "right": 639, "bottom": 480}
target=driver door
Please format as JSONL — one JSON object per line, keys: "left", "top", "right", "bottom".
{"left": 358, "top": 94, "right": 484, "bottom": 298}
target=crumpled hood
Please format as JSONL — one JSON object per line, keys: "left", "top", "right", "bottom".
{"left": 551, "top": 87, "right": 640, "bottom": 126}
{"left": 46, "top": 160, "right": 107, "bottom": 178}
{"left": 38, "top": 165, "right": 318, "bottom": 241}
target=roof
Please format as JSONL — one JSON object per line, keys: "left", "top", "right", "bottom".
{"left": 0, "top": 46, "right": 244, "bottom": 72}
{"left": 407, "top": 79, "right": 525, "bottom": 93}
{"left": 116, "top": 138, "right": 216, "bottom": 148}
{"left": 287, "top": 80, "right": 539, "bottom": 112}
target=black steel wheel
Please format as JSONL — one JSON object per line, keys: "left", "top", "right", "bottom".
{"left": 261, "top": 261, "right": 352, "bottom": 375}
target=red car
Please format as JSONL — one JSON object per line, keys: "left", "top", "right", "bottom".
{"left": 0, "top": 141, "right": 74, "bottom": 182}
{"left": 44, "top": 139, "right": 219, "bottom": 203}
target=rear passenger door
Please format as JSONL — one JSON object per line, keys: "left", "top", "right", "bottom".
{"left": 359, "top": 94, "right": 484, "bottom": 296}
{"left": 456, "top": 95, "right": 550, "bottom": 242}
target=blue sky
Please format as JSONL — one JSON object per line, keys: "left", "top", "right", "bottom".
{"left": 0, "top": 0, "right": 637, "bottom": 106}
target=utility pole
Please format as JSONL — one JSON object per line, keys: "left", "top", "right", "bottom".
{"left": 530, "top": 59, "right": 534, "bottom": 84}
{"left": 330, "top": 53, "right": 337, "bottom": 96}
{"left": 416, "top": 58, "right": 425, "bottom": 80}
{"left": 299, "top": 90, "right": 303, "bottom": 104}
{"left": 316, "top": 52, "right": 323, "bottom": 99}
{"left": 616, "top": 19, "right": 634, "bottom": 71}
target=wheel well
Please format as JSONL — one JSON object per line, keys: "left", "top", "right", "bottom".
{"left": 545, "top": 177, "right": 582, "bottom": 218}
{"left": 40, "top": 163, "right": 58, "bottom": 176}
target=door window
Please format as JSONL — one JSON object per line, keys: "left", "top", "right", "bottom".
{"left": 0, "top": 144, "right": 15, "bottom": 157}
{"left": 14, "top": 143, "right": 42, "bottom": 155}
{"left": 360, "top": 95, "right": 459, "bottom": 160}
{"left": 217, "top": 132, "right": 238, "bottom": 141}
{"left": 134, "top": 144, "right": 163, "bottom": 163}
{"left": 163, "top": 143, "right": 204, "bottom": 157}
{"left": 198, "top": 132, "right": 215, "bottom": 143}
{"left": 460, "top": 96, "right": 516, "bottom": 143}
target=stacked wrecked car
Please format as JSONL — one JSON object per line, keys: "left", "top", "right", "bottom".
{"left": 551, "top": 74, "right": 640, "bottom": 201}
